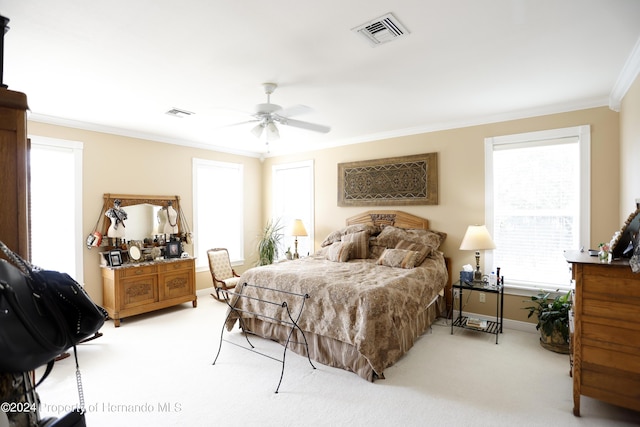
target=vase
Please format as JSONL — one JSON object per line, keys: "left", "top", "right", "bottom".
{"left": 598, "top": 250, "right": 609, "bottom": 263}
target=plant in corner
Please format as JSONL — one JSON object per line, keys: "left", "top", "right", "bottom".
{"left": 257, "top": 218, "right": 284, "bottom": 266}
{"left": 523, "top": 290, "right": 572, "bottom": 354}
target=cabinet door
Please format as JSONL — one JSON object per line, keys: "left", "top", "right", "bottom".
{"left": 159, "top": 268, "right": 194, "bottom": 300}
{"left": 121, "top": 276, "right": 158, "bottom": 309}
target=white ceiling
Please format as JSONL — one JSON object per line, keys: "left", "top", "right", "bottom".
{"left": 2, "top": 1, "right": 640, "bottom": 157}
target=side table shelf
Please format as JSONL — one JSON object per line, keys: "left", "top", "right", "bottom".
{"left": 451, "top": 277, "right": 504, "bottom": 344}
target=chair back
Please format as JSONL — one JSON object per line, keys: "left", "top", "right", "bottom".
{"left": 207, "top": 248, "right": 234, "bottom": 281}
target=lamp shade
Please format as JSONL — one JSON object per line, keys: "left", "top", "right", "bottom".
{"left": 459, "top": 225, "right": 496, "bottom": 250}
{"left": 291, "top": 219, "right": 308, "bottom": 237}
{"left": 251, "top": 123, "right": 264, "bottom": 138}
{"left": 266, "top": 121, "right": 280, "bottom": 140}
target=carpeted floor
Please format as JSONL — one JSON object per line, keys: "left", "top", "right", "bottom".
{"left": 35, "top": 289, "right": 639, "bottom": 426}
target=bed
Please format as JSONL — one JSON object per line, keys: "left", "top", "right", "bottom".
{"left": 224, "top": 210, "right": 452, "bottom": 382}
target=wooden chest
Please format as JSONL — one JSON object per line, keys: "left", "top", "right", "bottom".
{"left": 101, "top": 258, "right": 197, "bottom": 326}
{"left": 565, "top": 251, "right": 640, "bottom": 416}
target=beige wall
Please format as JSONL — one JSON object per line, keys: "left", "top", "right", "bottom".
{"left": 27, "top": 105, "right": 625, "bottom": 323}
{"left": 27, "top": 122, "right": 264, "bottom": 305}
{"left": 620, "top": 74, "right": 640, "bottom": 218}
{"left": 263, "top": 107, "right": 621, "bottom": 322}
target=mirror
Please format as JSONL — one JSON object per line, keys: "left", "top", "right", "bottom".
{"left": 101, "top": 194, "right": 183, "bottom": 244}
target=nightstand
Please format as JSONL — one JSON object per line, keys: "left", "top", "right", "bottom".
{"left": 450, "top": 277, "right": 504, "bottom": 344}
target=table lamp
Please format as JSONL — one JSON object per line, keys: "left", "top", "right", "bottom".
{"left": 459, "top": 225, "right": 496, "bottom": 282}
{"left": 291, "top": 219, "right": 308, "bottom": 259}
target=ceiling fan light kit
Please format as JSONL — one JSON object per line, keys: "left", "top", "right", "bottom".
{"left": 235, "top": 82, "right": 331, "bottom": 144}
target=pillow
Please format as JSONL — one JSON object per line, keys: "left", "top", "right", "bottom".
{"left": 395, "top": 239, "right": 430, "bottom": 265}
{"left": 320, "top": 224, "right": 381, "bottom": 247}
{"left": 368, "top": 241, "right": 387, "bottom": 259}
{"left": 376, "top": 248, "right": 418, "bottom": 269}
{"left": 325, "top": 241, "right": 353, "bottom": 262}
{"left": 375, "top": 226, "right": 446, "bottom": 252}
{"left": 341, "top": 231, "right": 369, "bottom": 259}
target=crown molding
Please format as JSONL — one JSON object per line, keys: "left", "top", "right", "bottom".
{"left": 609, "top": 35, "right": 640, "bottom": 112}
{"left": 27, "top": 113, "right": 264, "bottom": 158}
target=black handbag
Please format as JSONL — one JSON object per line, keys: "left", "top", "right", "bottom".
{"left": 39, "top": 409, "right": 86, "bottom": 427}
{"left": 0, "top": 241, "right": 107, "bottom": 373}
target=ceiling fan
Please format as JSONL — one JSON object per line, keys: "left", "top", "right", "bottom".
{"left": 237, "top": 83, "right": 331, "bottom": 142}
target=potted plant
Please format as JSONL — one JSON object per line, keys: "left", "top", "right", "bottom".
{"left": 523, "top": 290, "right": 572, "bottom": 354}
{"left": 257, "top": 218, "right": 284, "bottom": 266}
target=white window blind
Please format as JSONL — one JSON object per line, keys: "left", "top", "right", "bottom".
{"left": 272, "top": 160, "right": 314, "bottom": 258}
{"left": 30, "top": 138, "right": 84, "bottom": 282}
{"left": 193, "top": 159, "right": 243, "bottom": 269}
{"left": 485, "top": 126, "right": 590, "bottom": 291}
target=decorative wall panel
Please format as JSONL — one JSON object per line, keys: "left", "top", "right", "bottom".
{"left": 337, "top": 153, "right": 438, "bottom": 206}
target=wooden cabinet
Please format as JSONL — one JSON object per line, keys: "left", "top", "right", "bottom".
{"left": 564, "top": 251, "right": 640, "bottom": 416}
{"left": 101, "top": 258, "right": 197, "bottom": 326}
{"left": 0, "top": 88, "right": 29, "bottom": 260}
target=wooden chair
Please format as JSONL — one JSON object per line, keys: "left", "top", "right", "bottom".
{"left": 207, "top": 248, "right": 241, "bottom": 302}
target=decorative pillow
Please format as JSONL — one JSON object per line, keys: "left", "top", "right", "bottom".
{"left": 376, "top": 248, "right": 418, "bottom": 269}
{"left": 325, "top": 241, "right": 353, "bottom": 262}
{"left": 376, "top": 226, "right": 446, "bottom": 252}
{"left": 320, "top": 224, "right": 381, "bottom": 247}
{"left": 395, "top": 239, "right": 430, "bottom": 265}
{"left": 368, "top": 242, "right": 387, "bottom": 259}
{"left": 341, "top": 231, "right": 369, "bottom": 259}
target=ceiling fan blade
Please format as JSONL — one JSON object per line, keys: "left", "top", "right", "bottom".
{"left": 278, "top": 104, "right": 313, "bottom": 118}
{"left": 277, "top": 117, "right": 331, "bottom": 133}
{"left": 219, "top": 119, "right": 260, "bottom": 129}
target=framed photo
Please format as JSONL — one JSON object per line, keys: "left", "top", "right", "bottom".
{"left": 166, "top": 241, "right": 182, "bottom": 258}
{"left": 109, "top": 250, "right": 123, "bottom": 267}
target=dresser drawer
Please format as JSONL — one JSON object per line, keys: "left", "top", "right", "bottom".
{"left": 121, "top": 264, "right": 157, "bottom": 277}
{"left": 158, "top": 259, "right": 192, "bottom": 272}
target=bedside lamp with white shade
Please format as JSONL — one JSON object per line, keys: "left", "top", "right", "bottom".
{"left": 290, "top": 219, "right": 308, "bottom": 259}
{"left": 459, "top": 225, "right": 496, "bottom": 282}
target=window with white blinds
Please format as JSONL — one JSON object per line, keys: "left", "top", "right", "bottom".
{"left": 484, "top": 126, "right": 590, "bottom": 291}
{"left": 272, "top": 160, "right": 314, "bottom": 258}
{"left": 30, "top": 138, "right": 84, "bottom": 283}
{"left": 193, "top": 158, "right": 244, "bottom": 269}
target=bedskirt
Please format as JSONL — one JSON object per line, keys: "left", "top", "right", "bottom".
{"left": 236, "top": 293, "right": 445, "bottom": 382}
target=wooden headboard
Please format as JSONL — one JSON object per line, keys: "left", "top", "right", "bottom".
{"left": 346, "top": 210, "right": 429, "bottom": 230}
{"left": 346, "top": 209, "right": 452, "bottom": 316}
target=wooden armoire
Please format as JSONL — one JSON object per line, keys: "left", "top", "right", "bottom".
{"left": 0, "top": 87, "right": 30, "bottom": 260}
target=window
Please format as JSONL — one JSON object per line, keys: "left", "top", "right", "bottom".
{"left": 484, "top": 125, "right": 590, "bottom": 291}
{"left": 272, "top": 160, "right": 314, "bottom": 258}
{"left": 193, "top": 159, "right": 243, "bottom": 270}
{"left": 30, "top": 137, "right": 84, "bottom": 282}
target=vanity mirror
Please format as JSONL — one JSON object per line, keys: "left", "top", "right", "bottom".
{"left": 101, "top": 194, "right": 184, "bottom": 244}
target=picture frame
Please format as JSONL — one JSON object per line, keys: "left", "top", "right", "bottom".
{"left": 166, "top": 241, "right": 182, "bottom": 258}
{"left": 109, "top": 250, "right": 123, "bottom": 267}
{"left": 337, "top": 152, "right": 438, "bottom": 206}
{"left": 611, "top": 206, "right": 640, "bottom": 259}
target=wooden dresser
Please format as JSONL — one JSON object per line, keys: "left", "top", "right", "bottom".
{"left": 564, "top": 251, "right": 640, "bottom": 416}
{"left": 101, "top": 257, "right": 197, "bottom": 326}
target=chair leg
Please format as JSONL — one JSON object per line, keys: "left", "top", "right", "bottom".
{"left": 210, "top": 287, "right": 225, "bottom": 302}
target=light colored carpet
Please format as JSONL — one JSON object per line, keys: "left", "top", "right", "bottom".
{"left": 35, "top": 288, "right": 639, "bottom": 427}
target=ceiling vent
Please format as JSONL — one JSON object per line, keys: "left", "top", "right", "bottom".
{"left": 165, "top": 108, "right": 194, "bottom": 118}
{"left": 352, "top": 13, "right": 409, "bottom": 47}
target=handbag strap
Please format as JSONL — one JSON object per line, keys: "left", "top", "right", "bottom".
{"left": 178, "top": 204, "right": 191, "bottom": 234}
{"left": 72, "top": 346, "right": 86, "bottom": 413}
{"left": 93, "top": 197, "right": 108, "bottom": 233}
{"left": 0, "top": 240, "right": 34, "bottom": 276}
